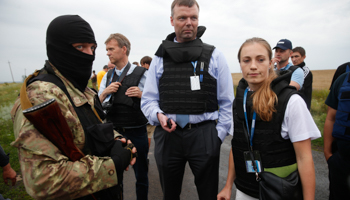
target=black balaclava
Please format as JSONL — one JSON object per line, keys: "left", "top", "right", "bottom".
{"left": 46, "top": 15, "right": 96, "bottom": 92}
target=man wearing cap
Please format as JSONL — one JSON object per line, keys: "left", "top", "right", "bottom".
{"left": 272, "top": 39, "right": 304, "bottom": 91}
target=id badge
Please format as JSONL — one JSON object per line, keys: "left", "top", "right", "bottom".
{"left": 243, "top": 151, "right": 262, "bottom": 173}
{"left": 190, "top": 76, "right": 201, "bottom": 91}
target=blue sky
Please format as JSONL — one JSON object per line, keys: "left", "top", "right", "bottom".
{"left": 1, "top": 0, "right": 349, "bottom": 82}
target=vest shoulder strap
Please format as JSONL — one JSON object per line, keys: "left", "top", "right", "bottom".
{"left": 106, "top": 69, "right": 114, "bottom": 87}
{"left": 274, "top": 87, "right": 298, "bottom": 124}
{"left": 132, "top": 66, "right": 147, "bottom": 77}
{"left": 288, "top": 65, "right": 299, "bottom": 72}
{"left": 200, "top": 43, "right": 215, "bottom": 61}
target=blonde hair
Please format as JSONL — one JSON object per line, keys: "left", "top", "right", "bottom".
{"left": 238, "top": 37, "right": 278, "bottom": 121}
{"left": 105, "top": 33, "right": 131, "bottom": 56}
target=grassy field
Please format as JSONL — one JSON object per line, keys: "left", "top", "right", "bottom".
{"left": 231, "top": 69, "right": 336, "bottom": 90}
{"left": 0, "top": 81, "right": 93, "bottom": 199}
{"left": 0, "top": 82, "right": 32, "bottom": 199}
{"left": 0, "top": 75, "right": 329, "bottom": 199}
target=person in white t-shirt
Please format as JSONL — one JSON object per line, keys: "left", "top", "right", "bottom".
{"left": 217, "top": 37, "right": 321, "bottom": 200}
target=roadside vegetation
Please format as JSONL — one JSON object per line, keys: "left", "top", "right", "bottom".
{"left": 0, "top": 82, "right": 32, "bottom": 199}
{"left": 310, "top": 89, "right": 329, "bottom": 150}
{"left": 0, "top": 81, "right": 328, "bottom": 199}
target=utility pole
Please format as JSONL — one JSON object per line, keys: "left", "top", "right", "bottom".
{"left": 8, "top": 61, "right": 15, "bottom": 83}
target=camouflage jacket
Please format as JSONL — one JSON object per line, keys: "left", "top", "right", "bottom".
{"left": 11, "top": 64, "right": 122, "bottom": 200}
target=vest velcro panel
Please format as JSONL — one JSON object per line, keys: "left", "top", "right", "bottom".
{"left": 159, "top": 43, "right": 218, "bottom": 114}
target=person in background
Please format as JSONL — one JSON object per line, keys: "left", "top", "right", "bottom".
{"left": 324, "top": 69, "right": 350, "bottom": 199}
{"left": 272, "top": 39, "right": 304, "bottom": 91}
{"left": 291, "top": 46, "right": 313, "bottom": 110}
{"left": 140, "top": 56, "right": 152, "bottom": 70}
{"left": 91, "top": 70, "right": 97, "bottom": 91}
{"left": 11, "top": 15, "right": 136, "bottom": 200}
{"left": 217, "top": 37, "right": 320, "bottom": 200}
{"left": 97, "top": 65, "right": 108, "bottom": 90}
{"left": 329, "top": 62, "right": 350, "bottom": 89}
{"left": 133, "top": 61, "right": 140, "bottom": 66}
{"left": 99, "top": 33, "right": 149, "bottom": 200}
{"left": 140, "top": 55, "right": 155, "bottom": 152}
{"left": 141, "top": 0, "right": 234, "bottom": 199}
{"left": 1, "top": 144, "right": 16, "bottom": 200}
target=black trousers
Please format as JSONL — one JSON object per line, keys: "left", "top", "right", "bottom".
{"left": 116, "top": 126, "right": 149, "bottom": 200}
{"left": 154, "top": 120, "right": 221, "bottom": 200}
{"left": 328, "top": 151, "right": 350, "bottom": 200}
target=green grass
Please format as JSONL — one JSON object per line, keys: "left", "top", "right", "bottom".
{"left": 0, "top": 82, "right": 34, "bottom": 199}
{"left": 0, "top": 80, "right": 96, "bottom": 199}
{"left": 310, "top": 89, "right": 329, "bottom": 150}
{"left": 0, "top": 81, "right": 328, "bottom": 199}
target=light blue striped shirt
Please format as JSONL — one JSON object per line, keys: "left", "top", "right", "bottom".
{"left": 98, "top": 63, "right": 148, "bottom": 103}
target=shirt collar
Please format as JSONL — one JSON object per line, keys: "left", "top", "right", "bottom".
{"left": 114, "top": 63, "right": 129, "bottom": 76}
{"left": 280, "top": 62, "right": 293, "bottom": 71}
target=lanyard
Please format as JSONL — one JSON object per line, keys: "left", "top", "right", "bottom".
{"left": 108, "top": 68, "right": 120, "bottom": 85}
{"left": 191, "top": 61, "right": 198, "bottom": 75}
{"left": 243, "top": 88, "right": 256, "bottom": 147}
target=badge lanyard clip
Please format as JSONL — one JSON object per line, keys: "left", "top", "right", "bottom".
{"left": 191, "top": 61, "right": 198, "bottom": 76}
{"left": 199, "top": 62, "right": 204, "bottom": 82}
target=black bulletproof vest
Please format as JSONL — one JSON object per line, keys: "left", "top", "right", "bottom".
{"left": 105, "top": 66, "right": 148, "bottom": 128}
{"left": 156, "top": 38, "right": 218, "bottom": 114}
{"left": 232, "top": 70, "right": 298, "bottom": 198}
{"left": 28, "top": 61, "right": 121, "bottom": 200}
{"left": 283, "top": 65, "right": 313, "bottom": 110}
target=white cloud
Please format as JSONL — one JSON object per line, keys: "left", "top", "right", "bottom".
{"left": 0, "top": 0, "right": 349, "bottom": 82}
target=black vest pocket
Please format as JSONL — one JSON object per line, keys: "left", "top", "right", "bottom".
{"left": 85, "top": 123, "right": 115, "bottom": 156}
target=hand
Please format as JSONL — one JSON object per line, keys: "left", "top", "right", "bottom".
{"left": 119, "top": 137, "right": 137, "bottom": 171}
{"left": 217, "top": 186, "right": 232, "bottom": 200}
{"left": 324, "top": 152, "right": 332, "bottom": 162}
{"left": 157, "top": 113, "right": 176, "bottom": 133}
{"left": 3, "top": 163, "right": 17, "bottom": 186}
{"left": 125, "top": 86, "right": 141, "bottom": 98}
{"left": 99, "top": 82, "right": 122, "bottom": 102}
{"left": 110, "top": 140, "right": 135, "bottom": 173}
{"left": 271, "top": 57, "right": 280, "bottom": 65}
{"left": 106, "top": 82, "right": 122, "bottom": 94}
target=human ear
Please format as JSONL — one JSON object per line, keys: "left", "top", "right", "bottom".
{"left": 170, "top": 16, "right": 174, "bottom": 26}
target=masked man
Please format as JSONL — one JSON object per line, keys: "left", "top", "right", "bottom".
{"left": 11, "top": 15, "right": 136, "bottom": 200}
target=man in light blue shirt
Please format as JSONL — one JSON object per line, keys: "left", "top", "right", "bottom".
{"left": 272, "top": 39, "right": 304, "bottom": 91}
{"left": 141, "top": 0, "right": 234, "bottom": 199}
{"left": 99, "top": 33, "right": 149, "bottom": 200}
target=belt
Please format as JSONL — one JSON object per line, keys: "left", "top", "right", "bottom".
{"left": 114, "top": 125, "right": 146, "bottom": 133}
{"left": 177, "top": 120, "right": 215, "bottom": 130}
